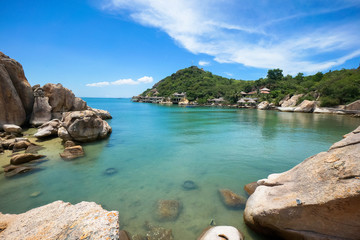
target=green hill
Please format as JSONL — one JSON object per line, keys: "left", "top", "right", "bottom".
{"left": 141, "top": 66, "right": 360, "bottom": 106}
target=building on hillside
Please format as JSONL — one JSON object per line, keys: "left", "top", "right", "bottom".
{"left": 208, "top": 97, "right": 225, "bottom": 105}
{"left": 172, "top": 92, "right": 187, "bottom": 104}
{"left": 260, "top": 87, "right": 270, "bottom": 94}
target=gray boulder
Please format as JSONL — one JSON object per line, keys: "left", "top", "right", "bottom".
{"left": 280, "top": 94, "right": 303, "bottom": 107}
{"left": 294, "top": 100, "right": 317, "bottom": 113}
{"left": 244, "top": 126, "right": 360, "bottom": 240}
{"left": 2, "top": 124, "right": 22, "bottom": 134}
{"left": 89, "top": 107, "right": 112, "bottom": 119}
{"left": 30, "top": 95, "right": 52, "bottom": 126}
{"left": 34, "top": 119, "right": 61, "bottom": 138}
{"left": 59, "top": 110, "right": 112, "bottom": 142}
{"left": 0, "top": 201, "right": 119, "bottom": 239}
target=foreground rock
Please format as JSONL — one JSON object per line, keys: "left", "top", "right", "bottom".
{"left": 34, "top": 119, "right": 61, "bottom": 138}
{"left": 244, "top": 126, "right": 360, "bottom": 240}
{"left": 0, "top": 52, "right": 34, "bottom": 127}
{"left": 0, "top": 201, "right": 119, "bottom": 239}
{"left": 10, "top": 153, "right": 45, "bottom": 165}
{"left": 59, "top": 110, "right": 112, "bottom": 142}
{"left": 60, "top": 145, "right": 84, "bottom": 160}
{"left": 244, "top": 182, "right": 258, "bottom": 196}
{"left": 219, "top": 189, "right": 246, "bottom": 209}
{"left": 198, "top": 226, "right": 244, "bottom": 240}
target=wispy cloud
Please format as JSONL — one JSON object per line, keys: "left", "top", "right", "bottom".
{"left": 86, "top": 76, "right": 153, "bottom": 87}
{"left": 102, "top": 0, "right": 360, "bottom": 75}
{"left": 198, "top": 61, "right": 210, "bottom": 66}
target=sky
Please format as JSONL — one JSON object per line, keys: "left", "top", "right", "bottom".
{"left": 1, "top": 0, "right": 360, "bottom": 98}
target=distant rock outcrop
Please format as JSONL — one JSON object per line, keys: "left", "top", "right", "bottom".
{"left": 293, "top": 100, "right": 317, "bottom": 113}
{"left": 244, "top": 126, "right": 360, "bottom": 240}
{"left": 280, "top": 94, "right": 303, "bottom": 107}
{"left": 0, "top": 201, "right": 119, "bottom": 240}
{"left": 345, "top": 99, "right": 360, "bottom": 111}
{"left": 0, "top": 52, "right": 33, "bottom": 127}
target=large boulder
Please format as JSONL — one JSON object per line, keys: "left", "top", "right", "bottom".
{"left": 42, "top": 83, "right": 87, "bottom": 119}
{"left": 10, "top": 153, "right": 45, "bottom": 165}
{"left": 89, "top": 107, "right": 112, "bottom": 120}
{"left": 59, "top": 110, "right": 112, "bottom": 142}
{"left": 0, "top": 201, "right": 119, "bottom": 239}
{"left": 280, "top": 94, "right": 303, "bottom": 107}
{"left": 345, "top": 99, "right": 360, "bottom": 111}
{"left": 257, "top": 101, "right": 269, "bottom": 110}
{"left": 294, "top": 100, "right": 317, "bottom": 113}
{"left": 34, "top": 119, "right": 62, "bottom": 138}
{"left": 0, "top": 52, "right": 33, "bottom": 121}
{"left": 244, "top": 126, "right": 360, "bottom": 240}
{"left": 30, "top": 87, "right": 52, "bottom": 126}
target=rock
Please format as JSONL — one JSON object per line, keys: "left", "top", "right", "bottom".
{"left": 10, "top": 153, "right": 45, "bottom": 165}
{"left": 156, "top": 200, "right": 181, "bottom": 221}
{"left": 257, "top": 101, "right": 269, "bottom": 110}
{"left": 345, "top": 99, "right": 360, "bottom": 111}
{"left": 313, "top": 107, "right": 333, "bottom": 114}
{"left": 244, "top": 126, "right": 360, "bottom": 240}
{"left": 145, "top": 223, "right": 173, "bottom": 240}
{"left": 59, "top": 110, "right": 112, "bottom": 142}
{"left": 178, "top": 98, "right": 189, "bottom": 105}
{"left": 4, "top": 166, "right": 36, "bottom": 177}
{"left": 2, "top": 124, "right": 22, "bottom": 134}
{"left": 29, "top": 191, "right": 42, "bottom": 198}
{"left": 34, "top": 119, "right": 61, "bottom": 138}
{"left": 119, "top": 230, "right": 131, "bottom": 240}
{"left": 197, "top": 226, "right": 244, "bottom": 240}
{"left": 60, "top": 145, "right": 84, "bottom": 160}
{"left": 219, "top": 189, "right": 246, "bottom": 209}
{"left": 104, "top": 168, "right": 118, "bottom": 176}
{"left": 182, "top": 180, "right": 198, "bottom": 190}
{"left": 12, "top": 140, "right": 32, "bottom": 152}
{"left": 244, "top": 182, "right": 258, "bottom": 196}
{"left": 64, "top": 140, "right": 76, "bottom": 148}
{"left": 0, "top": 200, "right": 119, "bottom": 239}
{"left": 89, "top": 107, "right": 112, "bottom": 120}
{"left": 294, "top": 100, "right": 317, "bottom": 113}
{"left": 1, "top": 139, "right": 16, "bottom": 149}
{"left": 0, "top": 144, "right": 3, "bottom": 153}
{"left": 277, "top": 107, "right": 295, "bottom": 112}
{"left": 280, "top": 94, "right": 304, "bottom": 107}
{"left": 30, "top": 95, "right": 52, "bottom": 126}
{"left": 73, "top": 97, "right": 88, "bottom": 111}
{"left": 0, "top": 52, "right": 34, "bottom": 127}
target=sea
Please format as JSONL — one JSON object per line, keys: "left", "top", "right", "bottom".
{"left": 0, "top": 98, "right": 359, "bottom": 239}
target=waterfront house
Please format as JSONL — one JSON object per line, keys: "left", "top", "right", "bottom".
{"left": 208, "top": 97, "right": 225, "bottom": 105}
{"left": 172, "top": 92, "right": 187, "bottom": 104}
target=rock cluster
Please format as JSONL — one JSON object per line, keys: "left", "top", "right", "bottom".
{"left": 0, "top": 201, "right": 119, "bottom": 240}
{"left": 244, "top": 125, "right": 360, "bottom": 240}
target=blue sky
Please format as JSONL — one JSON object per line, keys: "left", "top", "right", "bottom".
{"left": 1, "top": 0, "right": 360, "bottom": 97}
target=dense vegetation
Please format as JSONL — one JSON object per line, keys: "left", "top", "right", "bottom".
{"left": 141, "top": 66, "right": 360, "bottom": 106}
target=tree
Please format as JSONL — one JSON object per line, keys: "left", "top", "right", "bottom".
{"left": 267, "top": 69, "right": 283, "bottom": 86}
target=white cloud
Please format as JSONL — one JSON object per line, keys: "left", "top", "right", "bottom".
{"left": 86, "top": 81, "right": 110, "bottom": 87}
{"left": 102, "top": 0, "right": 360, "bottom": 75}
{"left": 112, "top": 78, "right": 139, "bottom": 85}
{"left": 138, "top": 76, "right": 153, "bottom": 83}
{"left": 198, "top": 61, "right": 210, "bottom": 66}
{"left": 86, "top": 76, "right": 153, "bottom": 87}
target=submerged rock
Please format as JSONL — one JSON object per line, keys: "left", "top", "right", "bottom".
{"left": 10, "top": 153, "right": 45, "bottom": 165}
{"left": 104, "top": 168, "right": 118, "bottom": 176}
{"left": 198, "top": 226, "right": 244, "bottom": 240}
{"left": 182, "top": 180, "right": 198, "bottom": 190}
{"left": 0, "top": 201, "right": 119, "bottom": 239}
{"left": 4, "top": 166, "right": 37, "bottom": 177}
{"left": 219, "top": 189, "right": 246, "bottom": 209}
{"left": 60, "top": 145, "right": 84, "bottom": 160}
{"left": 244, "top": 182, "right": 258, "bottom": 196}
{"left": 244, "top": 126, "right": 360, "bottom": 240}
{"left": 145, "top": 222, "right": 173, "bottom": 240}
{"left": 156, "top": 200, "right": 181, "bottom": 221}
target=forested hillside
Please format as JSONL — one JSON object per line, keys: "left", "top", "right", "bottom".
{"left": 141, "top": 66, "right": 360, "bottom": 106}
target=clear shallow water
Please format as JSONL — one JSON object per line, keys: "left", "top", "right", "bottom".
{"left": 0, "top": 98, "right": 359, "bottom": 239}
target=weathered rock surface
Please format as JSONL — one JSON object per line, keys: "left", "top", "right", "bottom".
{"left": 280, "top": 94, "right": 304, "bottom": 107}
{"left": 219, "top": 189, "right": 246, "bottom": 208}
{"left": 244, "top": 182, "right": 259, "bottom": 196}
{"left": 244, "top": 126, "right": 360, "bottom": 240}
{"left": 2, "top": 124, "right": 22, "bottom": 134}
{"left": 3, "top": 166, "right": 36, "bottom": 177}
{"left": 294, "top": 100, "right": 317, "bottom": 113}
{"left": 145, "top": 222, "right": 173, "bottom": 240}
{"left": 30, "top": 91, "right": 52, "bottom": 126}
{"left": 60, "top": 145, "right": 84, "bottom": 160}
{"left": 197, "top": 226, "right": 244, "bottom": 240}
{"left": 59, "top": 110, "right": 112, "bottom": 142}
{"left": 10, "top": 153, "right": 45, "bottom": 165}
{"left": 345, "top": 99, "right": 360, "bottom": 111}
{"left": 277, "top": 107, "right": 295, "bottom": 112}
{"left": 89, "top": 107, "right": 112, "bottom": 120}
{"left": 34, "top": 119, "right": 61, "bottom": 138}
{"left": 156, "top": 200, "right": 181, "bottom": 221}
{"left": 257, "top": 101, "right": 269, "bottom": 110}
{"left": 0, "top": 200, "right": 119, "bottom": 240}
{"left": 43, "top": 83, "right": 87, "bottom": 119}
{"left": 0, "top": 52, "right": 34, "bottom": 127}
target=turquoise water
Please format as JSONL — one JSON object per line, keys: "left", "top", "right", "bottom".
{"left": 0, "top": 98, "right": 359, "bottom": 239}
